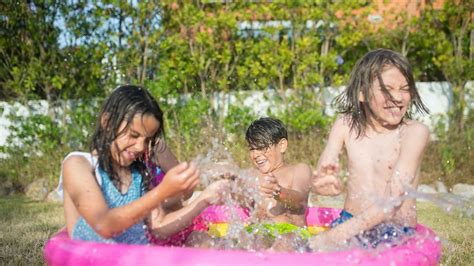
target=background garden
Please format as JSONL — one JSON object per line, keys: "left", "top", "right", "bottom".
{"left": 0, "top": 0, "right": 472, "bottom": 264}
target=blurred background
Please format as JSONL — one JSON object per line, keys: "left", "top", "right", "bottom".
{"left": 0, "top": 0, "right": 472, "bottom": 194}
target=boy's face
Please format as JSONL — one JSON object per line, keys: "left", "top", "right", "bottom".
{"left": 110, "top": 113, "right": 159, "bottom": 167}
{"left": 362, "top": 65, "right": 411, "bottom": 130}
{"left": 249, "top": 139, "right": 287, "bottom": 174}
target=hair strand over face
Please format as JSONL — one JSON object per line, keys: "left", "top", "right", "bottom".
{"left": 90, "top": 85, "right": 164, "bottom": 192}
{"left": 333, "top": 48, "right": 429, "bottom": 137}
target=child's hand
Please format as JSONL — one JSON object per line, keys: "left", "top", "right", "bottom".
{"left": 199, "top": 161, "right": 240, "bottom": 183}
{"left": 259, "top": 173, "right": 281, "bottom": 199}
{"left": 202, "top": 179, "right": 232, "bottom": 205}
{"left": 159, "top": 162, "right": 200, "bottom": 199}
{"left": 312, "top": 164, "right": 342, "bottom": 196}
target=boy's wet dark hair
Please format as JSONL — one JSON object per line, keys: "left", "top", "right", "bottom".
{"left": 246, "top": 117, "right": 288, "bottom": 150}
{"left": 334, "top": 48, "right": 429, "bottom": 137}
{"left": 90, "top": 85, "right": 164, "bottom": 191}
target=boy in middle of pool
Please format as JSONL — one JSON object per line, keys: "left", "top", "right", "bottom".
{"left": 186, "top": 117, "right": 341, "bottom": 251}
{"left": 241, "top": 117, "right": 341, "bottom": 251}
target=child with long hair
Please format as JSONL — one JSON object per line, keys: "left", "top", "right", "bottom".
{"left": 58, "top": 85, "right": 230, "bottom": 244}
{"left": 310, "top": 49, "right": 430, "bottom": 250}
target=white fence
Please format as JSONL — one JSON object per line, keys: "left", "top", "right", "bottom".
{"left": 1, "top": 81, "right": 472, "bottom": 148}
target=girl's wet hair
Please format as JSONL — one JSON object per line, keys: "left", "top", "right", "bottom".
{"left": 246, "top": 117, "right": 288, "bottom": 150}
{"left": 333, "top": 48, "right": 429, "bottom": 137}
{"left": 90, "top": 85, "right": 164, "bottom": 191}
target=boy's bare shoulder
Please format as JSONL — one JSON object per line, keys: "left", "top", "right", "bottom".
{"left": 288, "top": 163, "right": 312, "bottom": 180}
{"left": 288, "top": 163, "right": 312, "bottom": 191}
{"left": 335, "top": 115, "right": 351, "bottom": 127}
{"left": 332, "top": 115, "right": 351, "bottom": 136}
{"left": 291, "top": 162, "right": 311, "bottom": 172}
{"left": 403, "top": 120, "right": 430, "bottom": 139}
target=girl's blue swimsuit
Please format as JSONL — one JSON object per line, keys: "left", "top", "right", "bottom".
{"left": 71, "top": 167, "right": 149, "bottom": 245}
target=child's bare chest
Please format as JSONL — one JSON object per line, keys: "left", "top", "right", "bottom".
{"left": 256, "top": 169, "right": 293, "bottom": 187}
{"left": 346, "top": 133, "right": 401, "bottom": 180}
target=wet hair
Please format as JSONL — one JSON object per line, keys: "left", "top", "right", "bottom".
{"left": 245, "top": 117, "right": 287, "bottom": 150}
{"left": 333, "top": 48, "right": 429, "bottom": 137}
{"left": 90, "top": 85, "right": 164, "bottom": 191}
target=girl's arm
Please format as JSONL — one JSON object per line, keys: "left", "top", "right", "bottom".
{"left": 63, "top": 157, "right": 199, "bottom": 239}
{"left": 154, "top": 140, "right": 179, "bottom": 172}
{"left": 149, "top": 180, "right": 230, "bottom": 238}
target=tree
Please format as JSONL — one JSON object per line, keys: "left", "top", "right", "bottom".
{"left": 416, "top": 0, "right": 473, "bottom": 131}
{"left": 0, "top": 1, "right": 65, "bottom": 109}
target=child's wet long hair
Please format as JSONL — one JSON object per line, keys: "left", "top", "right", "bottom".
{"left": 333, "top": 48, "right": 429, "bottom": 137}
{"left": 246, "top": 117, "right": 288, "bottom": 150}
{"left": 90, "top": 85, "right": 164, "bottom": 192}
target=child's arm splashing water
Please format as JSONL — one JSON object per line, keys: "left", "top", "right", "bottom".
{"left": 309, "top": 122, "right": 430, "bottom": 251}
{"left": 311, "top": 117, "right": 346, "bottom": 197}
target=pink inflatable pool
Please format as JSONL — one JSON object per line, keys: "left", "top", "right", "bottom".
{"left": 44, "top": 206, "right": 441, "bottom": 265}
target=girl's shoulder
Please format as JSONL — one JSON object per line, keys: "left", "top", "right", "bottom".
{"left": 58, "top": 152, "right": 102, "bottom": 199}
{"left": 61, "top": 151, "right": 102, "bottom": 186}
{"left": 63, "top": 152, "right": 98, "bottom": 170}
{"left": 63, "top": 151, "right": 96, "bottom": 163}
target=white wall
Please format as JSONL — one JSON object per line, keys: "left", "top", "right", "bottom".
{"left": 1, "top": 81, "right": 472, "bottom": 148}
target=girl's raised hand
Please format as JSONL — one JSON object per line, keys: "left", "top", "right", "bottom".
{"left": 158, "top": 162, "right": 200, "bottom": 199}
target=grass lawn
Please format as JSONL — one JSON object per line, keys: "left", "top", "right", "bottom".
{"left": 0, "top": 196, "right": 64, "bottom": 265}
{"left": 416, "top": 202, "right": 473, "bottom": 265}
{"left": 0, "top": 196, "right": 472, "bottom": 265}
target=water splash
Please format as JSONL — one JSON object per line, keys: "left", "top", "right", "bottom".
{"left": 191, "top": 139, "right": 312, "bottom": 252}
{"left": 187, "top": 137, "right": 468, "bottom": 256}
{"left": 403, "top": 185, "right": 473, "bottom": 218}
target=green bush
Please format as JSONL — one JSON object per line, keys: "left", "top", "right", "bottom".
{"left": 420, "top": 111, "right": 474, "bottom": 187}
{"left": 0, "top": 101, "right": 98, "bottom": 191}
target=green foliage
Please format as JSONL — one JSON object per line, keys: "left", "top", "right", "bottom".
{"left": 2, "top": 113, "right": 62, "bottom": 155}
{"left": 163, "top": 95, "right": 211, "bottom": 160}
{"left": 0, "top": 100, "right": 97, "bottom": 189}
{"left": 271, "top": 89, "right": 332, "bottom": 135}
{"left": 421, "top": 111, "right": 474, "bottom": 187}
{"left": 0, "top": 1, "right": 472, "bottom": 189}
{"left": 61, "top": 100, "right": 98, "bottom": 150}
{"left": 410, "top": 0, "right": 474, "bottom": 130}
{"left": 224, "top": 103, "right": 256, "bottom": 135}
